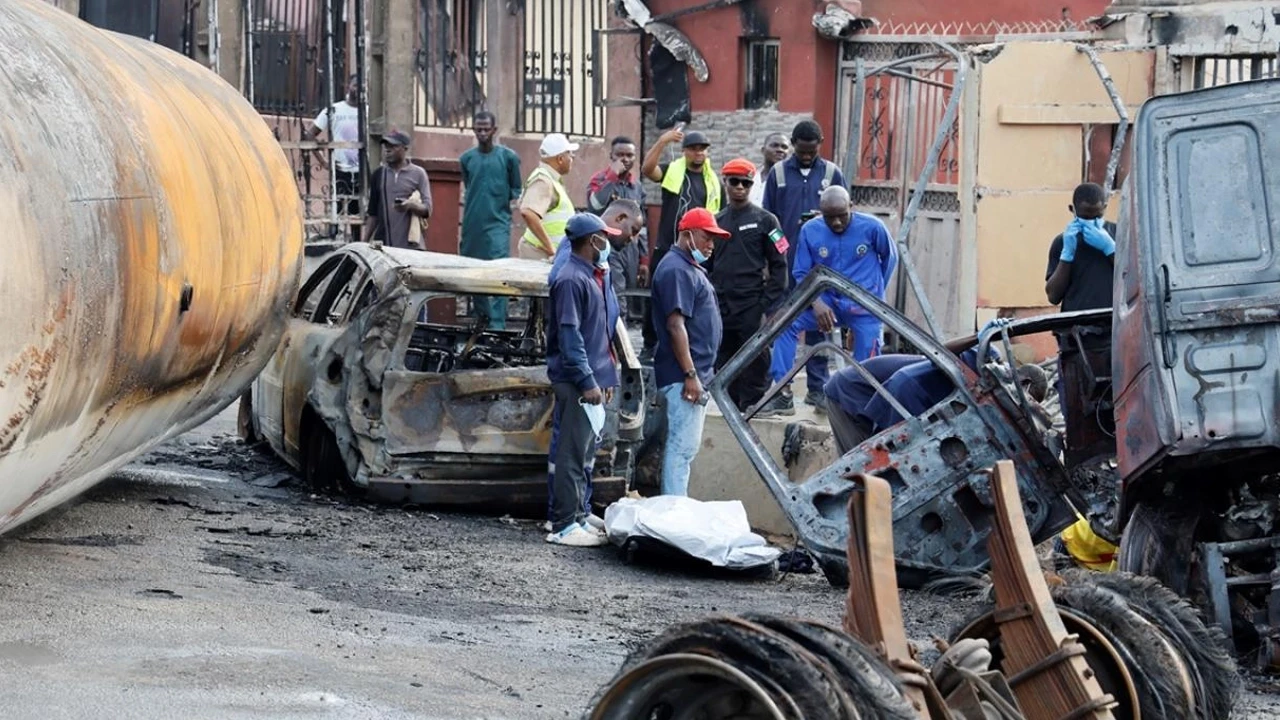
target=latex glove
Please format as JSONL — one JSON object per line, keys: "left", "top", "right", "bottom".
{"left": 980, "top": 317, "right": 1013, "bottom": 337}
{"left": 1077, "top": 217, "right": 1116, "bottom": 256}
{"left": 1059, "top": 223, "right": 1079, "bottom": 262}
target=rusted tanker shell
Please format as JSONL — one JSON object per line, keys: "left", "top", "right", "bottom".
{"left": 0, "top": 0, "right": 304, "bottom": 529}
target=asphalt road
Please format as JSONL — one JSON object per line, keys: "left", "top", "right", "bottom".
{"left": 0, "top": 407, "right": 1275, "bottom": 719}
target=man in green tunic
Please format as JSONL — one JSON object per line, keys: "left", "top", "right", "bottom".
{"left": 460, "top": 110, "right": 523, "bottom": 329}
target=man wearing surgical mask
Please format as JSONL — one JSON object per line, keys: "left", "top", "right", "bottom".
{"left": 544, "top": 214, "right": 622, "bottom": 547}
{"left": 650, "top": 208, "right": 729, "bottom": 496}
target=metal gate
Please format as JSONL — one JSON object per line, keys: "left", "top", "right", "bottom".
{"left": 245, "top": 0, "right": 367, "bottom": 243}
{"left": 834, "top": 40, "right": 964, "bottom": 337}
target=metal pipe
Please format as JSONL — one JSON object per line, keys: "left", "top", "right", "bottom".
{"left": 1075, "top": 44, "right": 1130, "bottom": 195}
{"left": 0, "top": 0, "right": 303, "bottom": 533}
{"left": 844, "top": 55, "right": 866, "bottom": 185}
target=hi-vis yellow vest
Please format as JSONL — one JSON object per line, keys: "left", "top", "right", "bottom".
{"left": 521, "top": 165, "right": 572, "bottom": 253}
{"left": 661, "top": 158, "right": 722, "bottom": 212}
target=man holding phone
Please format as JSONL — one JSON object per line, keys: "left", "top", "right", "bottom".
{"left": 363, "top": 129, "right": 432, "bottom": 249}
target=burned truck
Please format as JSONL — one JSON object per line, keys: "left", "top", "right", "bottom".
{"left": 240, "top": 243, "right": 646, "bottom": 516}
{"left": 713, "top": 79, "right": 1280, "bottom": 668}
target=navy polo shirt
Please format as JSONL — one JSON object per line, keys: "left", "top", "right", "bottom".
{"left": 547, "top": 254, "right": 618, "bottom": 391}
{"left": 858, "top": 348, "right": 995, "bottom": 432}
{"left": 651, "top": 246, "right": 723, "bottom": 387}
{"left": 824, "top": 354, "right": 923, "bottom": 417}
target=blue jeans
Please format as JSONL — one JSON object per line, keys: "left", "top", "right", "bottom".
{"left": 770, "top": 307, "right": 882, "bottom": 387}
{"left": 660, "top": 383, "right": 708, "bottom": 496}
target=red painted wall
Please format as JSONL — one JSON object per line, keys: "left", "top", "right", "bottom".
{"left": 644, "top": 0, "right": 837, "bottom": 120}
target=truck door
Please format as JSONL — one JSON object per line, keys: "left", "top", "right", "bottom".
{"left": 1114, "top": 80, "right": 1280, "bottom": 483}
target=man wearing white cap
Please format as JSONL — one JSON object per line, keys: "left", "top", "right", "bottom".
{"left": 518, "top": 133, "right": 579, "bottom": 261}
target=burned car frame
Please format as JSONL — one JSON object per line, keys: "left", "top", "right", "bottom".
{"left": 711, "top": 265, "right": 1112, "bottom": 588}
{"left": 241, "top": 243, "right": 646, "bottom": 515}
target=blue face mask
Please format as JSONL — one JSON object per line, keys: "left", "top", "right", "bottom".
{"left": 594, "top": 237, "right": 611, "bottom": 268}
{"left": 691, "top": 248, "right": 709, "bottom": 264}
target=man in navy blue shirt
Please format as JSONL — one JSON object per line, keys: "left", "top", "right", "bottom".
{"left": 545, "top": 213, "right": 621, "bottom": 547}
{"left": 761, "top": 186, "right": 897, "bottom": 416}
{"left": 543, "top": 202, "right": 639, "bottom": 533}
{"left": 762, "top": 120, "right": 848, "bottom": 410}
{"left": 823, "top": 355, "right": 923, "bottom": 454}
{"left": 650, "top": 207, "right": 727, "bottom": 496}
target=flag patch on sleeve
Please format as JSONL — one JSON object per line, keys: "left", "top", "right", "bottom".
{"left": 768, "top": 228, "right": 789, "bottom": 255}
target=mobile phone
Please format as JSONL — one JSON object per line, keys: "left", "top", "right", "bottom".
{"left": 394, "top": 198, "right": 406, "bottom": 206}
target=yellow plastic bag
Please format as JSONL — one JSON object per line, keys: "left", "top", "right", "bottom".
{"left": 1061, "top": 517, "right": 1118, "bottom": 572}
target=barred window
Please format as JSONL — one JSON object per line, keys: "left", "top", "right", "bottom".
{"left": 743, "top": 39, "right": 779, "bottom": 110}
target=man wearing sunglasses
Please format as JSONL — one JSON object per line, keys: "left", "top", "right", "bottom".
{"left": 705, "top": 158, "right": 788, "bottom": 411}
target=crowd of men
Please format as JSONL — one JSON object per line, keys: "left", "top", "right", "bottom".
{"left": 309, "top": 102, "right": 1116, "bottom": 558}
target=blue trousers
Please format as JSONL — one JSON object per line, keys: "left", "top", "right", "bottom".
{"left": 660, "top": 383, "right": 709, "bottom": 496}
{"left": 770, "top": 309, "right": 882, "bottom": 389}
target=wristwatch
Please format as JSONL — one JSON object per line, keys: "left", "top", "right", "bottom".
{"left": 683, "top": 368, "right": 698, "bottom": 379}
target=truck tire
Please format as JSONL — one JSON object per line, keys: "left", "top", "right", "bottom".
{"left": 1117, "top": 500, "right": 1199, "bottom": 596}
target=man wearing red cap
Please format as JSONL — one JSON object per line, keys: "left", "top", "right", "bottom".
{"left": 706, "top": 158, "right": 788, "bottom": 411}
{"left": 650, "top": 207, "right": 728, "bottom": 496}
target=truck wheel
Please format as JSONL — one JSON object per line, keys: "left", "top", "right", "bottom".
{"left": 1117, "top": 501, "right": 1200, "bottom": 596}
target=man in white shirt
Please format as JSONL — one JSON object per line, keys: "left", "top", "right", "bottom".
{"left": 306, "top": 74, "right": 362, "bottom": 220}
{"left": 749, "top": 132, "right": 790, "bottom": 206}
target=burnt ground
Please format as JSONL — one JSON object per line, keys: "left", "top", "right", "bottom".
{"left": 0, "top": 408, "right": 1275, "bottom": 719}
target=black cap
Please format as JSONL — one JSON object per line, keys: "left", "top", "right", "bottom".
{"left": 682, "top": 131, "right": 711, "bottom": 148}
{"left": 381, "top": 129, "right": 412, "bottom": 147}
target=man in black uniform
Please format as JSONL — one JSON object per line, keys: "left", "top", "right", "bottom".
{"left": 706, "top": 158, "right": 788, "bottom": 411}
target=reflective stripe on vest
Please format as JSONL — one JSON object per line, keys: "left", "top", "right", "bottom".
{"left": 521, "top": 166, "right": 573, "bottom": 251}
{"left": 772, "top": 159, "right": 837, "bottom": 189}
{"left": 660, "top": 158, "right": 722, "bottom": 213}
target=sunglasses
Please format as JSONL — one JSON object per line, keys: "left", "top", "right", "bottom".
{"left": 726, "top": 177, "right": 754, "bottom": 188}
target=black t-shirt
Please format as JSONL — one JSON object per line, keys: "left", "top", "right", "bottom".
{"left": 1045, "top": 221, "right": 1117, "bottom": 313}
{"left": 655, "top": 162, "right": 725, "bottom": 255}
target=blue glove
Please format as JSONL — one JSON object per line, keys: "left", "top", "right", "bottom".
{"left": 1063, "top": 217, "right": 1115, "bottom": 259}
{"left": 1059, "top": 222, "right": 1079, "bottom": 263}
{"left": 980, "top": 317, "right": 1012, "bottom": 337}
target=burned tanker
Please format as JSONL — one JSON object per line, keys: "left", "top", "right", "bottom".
{"left": 0, "top": 0, "right": 303, "bottom": 531}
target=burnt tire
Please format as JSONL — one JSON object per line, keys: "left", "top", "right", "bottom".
{"left": 303, "top": 423, "right": 354, "bottom": 496}
{"left": 594, "top": 615, "right": 916, "bottom": 720}
{"left": 1070, "top": 570, "right": 1238, "bottom": 720}
{"left": 1117, "top": 500, "right": 1199, "bottom": 595}
{"left": 743, "top": 615, "right": 919, "bottom": 720}
{"left": 950, "top": 571, "right": 1224, "bottom": 720}
{"left": 1049, "top": 575, "right": 1200, "bottom": 720}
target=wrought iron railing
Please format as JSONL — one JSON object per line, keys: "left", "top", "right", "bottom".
{"left": 518, "top": 0, "right": 608, "bottom": 138}
{"left": 415, "top": 0, "right": 488, "bottom": 128}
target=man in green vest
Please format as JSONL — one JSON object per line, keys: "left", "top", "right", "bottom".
{"left": 518, "top": 133, "right": 578, "bottom": 261}
{"left": 639, "top": 127, "right": 725, "bottom": 356}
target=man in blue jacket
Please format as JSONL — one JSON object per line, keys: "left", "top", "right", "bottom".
{"left": 762, "top": 120, "right": 848, "bottom": 410}
{"left": 544, "top": 213, "right": 621, "bottom": 547}
{"left": 760, "top": 186, "right": 897, "bottom": 416}
{"left": 543, "top": 204, "right": 638, "bottom": 533}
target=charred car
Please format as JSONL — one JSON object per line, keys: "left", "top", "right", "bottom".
{"left": 239, "top": 243, "right": 647, "bottom": 515}
{"left": 715, "top": 79, "right": 1280, "bottom": 668}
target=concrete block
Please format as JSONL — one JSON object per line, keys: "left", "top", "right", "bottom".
{"left": 687, "top": 400, "right": 835, "bottom": 539}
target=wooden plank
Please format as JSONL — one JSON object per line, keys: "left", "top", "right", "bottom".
{"left": 844, "top": 475, "right": 930, "bottom": 718}
{"left": 986, "top": 460, "right": 1116, "bottom": 720}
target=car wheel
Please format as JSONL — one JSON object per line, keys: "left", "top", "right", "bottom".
{"left": 236, "top": 391, "right": 259, "bottom": 443}
{"left": 303, "top": 423, "right": 354, "bottom": 496}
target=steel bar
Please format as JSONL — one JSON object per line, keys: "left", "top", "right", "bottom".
{"left": 844, "top": 55, "right": 867, "bottom": 186}
{"left": 1075, "top": 44, "right": 1129, "bottom": 195}
{"left": 882, "top": 66, "right": 954, "bottom": 91}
